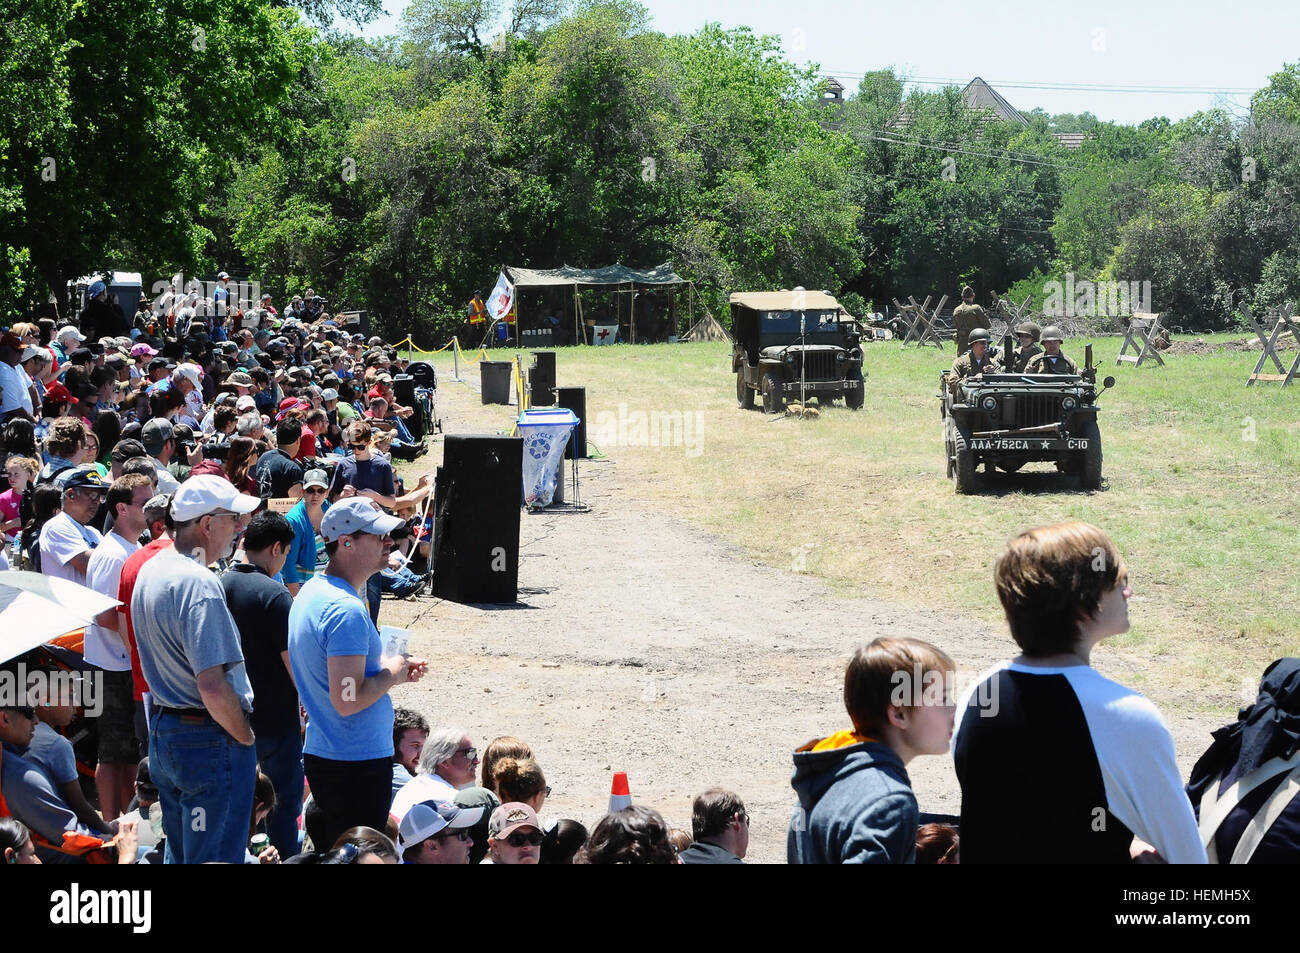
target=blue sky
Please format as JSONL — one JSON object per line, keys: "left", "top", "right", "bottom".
{"left": 338, "top": 0, "right": 1295, "bottom": 125}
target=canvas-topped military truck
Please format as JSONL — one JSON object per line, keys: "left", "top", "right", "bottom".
{"left": 940, "top": 337, "right": 1115, "bottom": 493}
{"left": 731, "top": 291, "right": 865, "bottom": 413}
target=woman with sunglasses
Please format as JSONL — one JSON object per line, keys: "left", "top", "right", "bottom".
{"left": 282, "top": 467, "right": 330, "bottom": 597}
{"left": 485, "top": 803, "right": 544, "bottom": 865}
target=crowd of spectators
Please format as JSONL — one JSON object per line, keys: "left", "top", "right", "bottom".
{"left": 0, "top": 282, "right": 1295, "bottom": 865}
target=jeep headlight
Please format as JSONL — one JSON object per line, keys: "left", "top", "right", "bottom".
{"left": 981, "top": 396, "right": 997, "bottom": 411}
{"left": 1061, "top": 396, "right": 1077, "bottom": 411}
{"left": 836, "top": 351, "right": 846, "bottom": 362}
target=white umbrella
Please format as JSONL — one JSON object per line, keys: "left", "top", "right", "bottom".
{"left": 0, "top": 571, "right": 120, "bottom": 664}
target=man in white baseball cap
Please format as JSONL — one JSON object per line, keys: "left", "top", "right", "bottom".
{"left": 397, "top": 800, "right": 483, "bottom": 864}
{"left": 52, "top": 325, "right": 86, "bottom": 363}
{"left": 288, "top": 497, "right": 428, "bottom": 848}
{"left": 129, "top": 475, "right": 261, "bottom": 864}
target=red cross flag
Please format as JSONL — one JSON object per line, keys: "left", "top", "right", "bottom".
{"left": 486, "top": 271, "right": 514, "bottom": 322}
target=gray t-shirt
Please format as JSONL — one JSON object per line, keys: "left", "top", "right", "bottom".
{"left": 131, "top": 546, "right": 254, "bottom": 712}
{"left": 1, "top": 746, "right": 92, "bottom": 846}
{"left": 25, "top": 722, "right": 77, "bottom": 785}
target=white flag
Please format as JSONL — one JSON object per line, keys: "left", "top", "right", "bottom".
{"left": 486, "top": 271, "right": 514, "bottom": 320}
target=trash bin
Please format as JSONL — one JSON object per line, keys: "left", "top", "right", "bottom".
{"left": 481, "top": 361, "right": 512, "bottom": 405}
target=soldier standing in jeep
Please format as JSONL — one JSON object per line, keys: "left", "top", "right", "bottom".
{"left": 1024, "top": 326, "right": 1078, "bottom": 375}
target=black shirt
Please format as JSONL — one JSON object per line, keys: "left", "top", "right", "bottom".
{"left": 253, "top": 448, "right": 304, "bottom": 499}
{"left": 221, "top": 563, "right": 297, "bottom": 736}
{"left": 678, "top": 841, "right": 743, "bottom": 865}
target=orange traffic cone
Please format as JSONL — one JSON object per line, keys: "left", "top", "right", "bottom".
{"left": 608, "top": 771, "right": 632, "bottom": 812}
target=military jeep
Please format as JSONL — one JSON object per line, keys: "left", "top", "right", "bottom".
{"left": 940, "top": 339, "right": 1115, "bottom": 493}
{"left": 731, "top": 291, "right": 865, "bottom": 413}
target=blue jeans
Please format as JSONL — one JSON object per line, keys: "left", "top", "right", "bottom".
{"left": 392, "top": 417, "right": 415, "bottom": 445}
{"left": 150, "top": 712, "right": 257, "bottom": 865}
{"left": 255, "top": 730, "right": 304, "bottom": 858}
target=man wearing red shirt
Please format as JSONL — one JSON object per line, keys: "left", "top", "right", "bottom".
{"left": 117, "top": 495, "right": 174, "bottom": 756}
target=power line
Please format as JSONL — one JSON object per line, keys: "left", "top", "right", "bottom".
{"left": 824, "top": 72, "right": 1257, "bottom": 96}
{"left": 871, "top": 134, "right": 1083, "bottom": 171}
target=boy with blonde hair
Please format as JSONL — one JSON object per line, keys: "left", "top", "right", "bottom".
{"left": 788, "top": 637, "right": 956, "bottom": 863}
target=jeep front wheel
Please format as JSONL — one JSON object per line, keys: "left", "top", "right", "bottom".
{"left": 1080, "top": 419, "right": 1102, "bottom": 490}
{"left": 762, "top": 372, "right": 785, "bottom": 414}
{"left": 952, "top": 424, "right": 978, "bottom": 494}
{"left": 845, "top": 367, "right": 864, "bottom": 410}
{"left": 736, "top": 369, "right": 754, "bottom": 409}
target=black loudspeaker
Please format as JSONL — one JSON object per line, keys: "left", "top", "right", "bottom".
{"left": 431, "top": 435, "right": 522, "bottom": 604}
{"left": 529, "top": 351, "right": 556, "bottom": 406}
{"left": 554, "top": 386, "right": 587, "bottom": 459}
{"left": 391, "top": 374, "right": 425, "bottom": 441}
{"left": 408, "top": 361, "right": 436, "bottom": 390}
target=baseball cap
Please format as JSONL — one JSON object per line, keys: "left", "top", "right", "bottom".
{"left": 396, "top": 800, "right": 483, "bottom": 855}
{"left": 320, "top": 388, "right": 339, "bottom": 402}
{"left": 130, "top": 343, "right": 157, "bottom": 357}
{"left": 174, "top": 363, "right": 202, "bottom": 387}
{"left": 43, "top": 381, "right": 72, "bottom": 404}
{"left": 170, "top": 474, "right": 260, "bottom": 522}
{"left": 56, "top": 466, "right": 108, "bottom": 493}
{"left": 235, "top": 395, "right": 257, "bottom": 413}
{"left": 217, "top": 271, "right": 230, "bottom": 280}
{"left": 320, "top": 498, "right": 404, "bottom": 542}
{"left": 19, "top": 345, "right": 45, "bottom": 362}
{"left": 140, "top": 418, "right": 175, "bottom": 455}
{"left": 302, "top": 469, "right": 328, "bottom": 490}
{"left": 488, "top": 802, "right": 542, "bottom": 840}
{"left": 87, "top": 280, "right": 106, "bottom": 298}
{"left": 110, "top": 438, "right": 148, "bottom": 466}
{"left": 225, "top": 371, "right": 255, "bottom": 388}
{"left": 57, "top": 326, "right": 86, "bottom": 343}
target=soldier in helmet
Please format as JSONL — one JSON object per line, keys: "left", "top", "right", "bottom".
{"left": 1024, "top": 326, "right": 1078, "bottom": 374}
{"left": 952, "top": 286, "right": 987, "bottom": 355}
{"left": 1010, "top": 321, "right": 1043, "bottom": 373}
{"left": 948, "top": 327, "right": 1000, "bottom": 396}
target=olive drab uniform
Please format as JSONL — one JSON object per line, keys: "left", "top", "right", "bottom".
{"left": 948, "top": 349, "right": 1000, "bottom": 397}
{"left": 1024, "top": 350, "right": 1079, "bottom": 375}
{"left": 1010, "top": 343, "right": 1042, "bottom": 373}
{"left": 952, "top": 303, "right": 987, "bottom": 355}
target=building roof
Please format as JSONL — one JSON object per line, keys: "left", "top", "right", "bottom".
{"left": 889, "top": 76, "right": 1029, "bottom": 131}
{"left": 961, "top": 77, "right": 1028, "bottom": 127}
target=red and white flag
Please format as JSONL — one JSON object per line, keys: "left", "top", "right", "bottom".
{"left": 486, "top": 271, "right": 514, "bottom": 320}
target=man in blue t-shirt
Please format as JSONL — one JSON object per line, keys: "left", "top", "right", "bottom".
{"left": 288, "top": 498, "right": 428, "bottom": 849}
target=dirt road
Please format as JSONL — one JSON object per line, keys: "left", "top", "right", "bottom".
{"left": 383, "top": 369, "right": 1223, "bottom": 863}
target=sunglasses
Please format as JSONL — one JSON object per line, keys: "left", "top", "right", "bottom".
{"left": 456, "top": 747, "right": 479, "bottom": 761}
{"left": 349, "top": 442, "right": 369, "bottom": 450}
{"left": 305, "top": 486, "right": 327, "bottom": 494}
{"left": 503, "top": 830, "right": 544, "bottom": 848}
{"left": 434, "top": 829, "right": 471, "bottom": 843}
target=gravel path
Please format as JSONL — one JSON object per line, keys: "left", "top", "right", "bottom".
{"left": 382, "top": 372, "right": 1223, "bottom": 863}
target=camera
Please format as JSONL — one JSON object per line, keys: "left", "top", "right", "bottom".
{"left": 202, "top": 437, "right": 230, "bottom": 461}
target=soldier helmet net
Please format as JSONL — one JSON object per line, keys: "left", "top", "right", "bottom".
{"left": 961, "top": 286, "right": 975, "bottom": 297}
{"left": 1014, "top": 321, "right": 1042, "bottom": 341}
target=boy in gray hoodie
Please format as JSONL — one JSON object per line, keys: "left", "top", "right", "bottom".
{"left": 788, "top": 637, "right": 956, "bottom": 864}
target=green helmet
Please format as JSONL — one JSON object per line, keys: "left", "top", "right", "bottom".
{"left": 1014, "top": 321, "right": 1042, "bottom": 342}
{"left": 1040, "top": 325, "right": 1064, "bottom": 342}
{"left": 967, "top": 327, "right": 991, "bottom": 344}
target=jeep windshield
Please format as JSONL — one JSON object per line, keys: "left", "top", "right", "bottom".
{"left": 759, "top": 310, "right": 845, "bottom": 336}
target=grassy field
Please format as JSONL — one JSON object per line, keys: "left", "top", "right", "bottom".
{"left": 415, "top": 334, "right": 1300, "bottom": 716}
